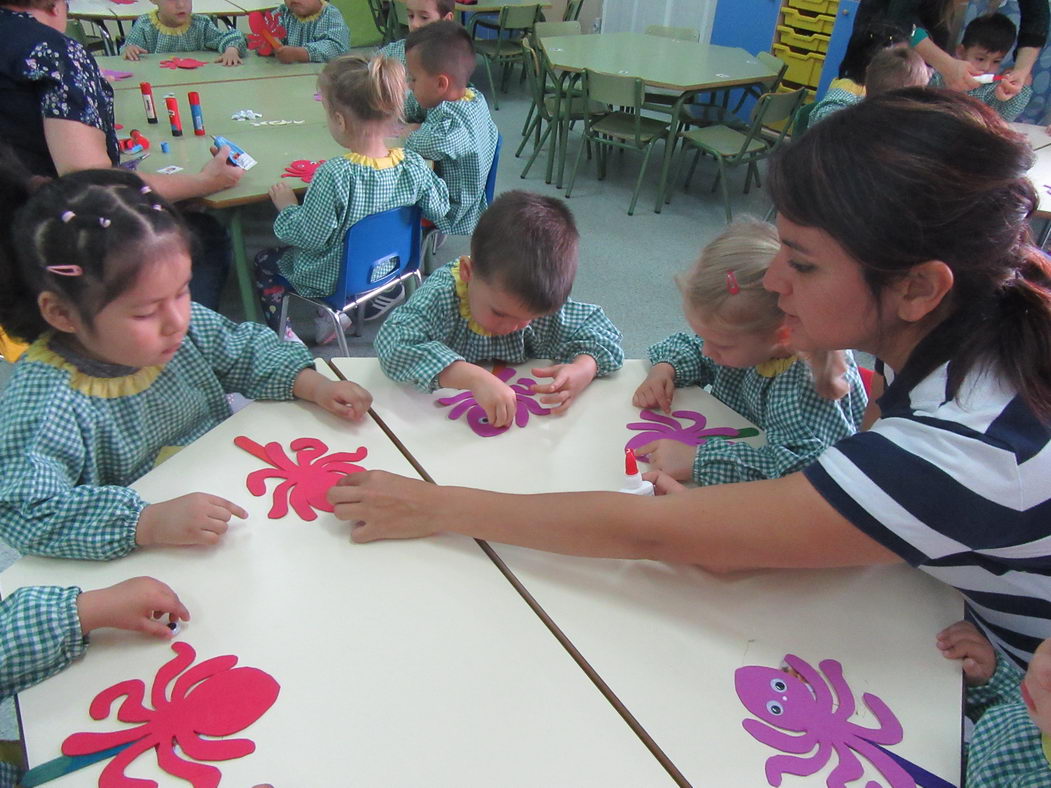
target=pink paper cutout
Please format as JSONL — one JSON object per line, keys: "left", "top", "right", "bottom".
{"left": 159, "top": 57, "right": 207, "bottom": 70}
{"left": 234, "top": 436, "right": 367, "bottom": 520}
{"left": 247, "top": 10, "right": 286, "bottom": 56}
{"left": 61, "top": 641, "right": 279, "bottom": 788}
{"left": 108, "top": 0, "right": 137, "bottom": 5}
{"left": 624, "top": 409, "right": 760, "bottom": 454}
{"left": 101, "top": 68, "right": 134, "bottom": 81}
{"left": 436, "top": 366, "right": 552, "bottom": 437}
{"left": 735, "top": 654, "right": 913, "bottom": 788}
{"left": 281, "top": 159, "right": 326, "bottom": 183}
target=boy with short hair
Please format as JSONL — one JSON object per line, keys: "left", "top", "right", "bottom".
{"left": 378, "top": 0, "right": 455, "bottom": 64}
{"left": 121, "top": 0, "right": 247, "bottom": 65}
{"left": 271, "top": 0, "right": 350, "bottom": 63}
{"left": 403, "top": 21, "right": 498, "bottom": 237}
{"left": 376, "top": 191, "right": 624, "bottom": 427}
{"left": 810, "top": 45, "right": 927, "bottom": 125}
{"left": 929, "top": 13, "right": 1032, "bottom": 121}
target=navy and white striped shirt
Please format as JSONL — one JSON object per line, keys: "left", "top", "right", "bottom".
{"left": 804, "top": 361, "right": 1051, "bottom": 668}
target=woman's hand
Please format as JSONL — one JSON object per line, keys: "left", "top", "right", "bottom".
{"left": 329, "top": 471, "right": 441, "bottom": 542}
{"left": 201, "top": 145, "right": 245, "bottom": 192}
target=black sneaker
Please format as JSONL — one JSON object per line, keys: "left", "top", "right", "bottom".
{"left": 363, "top": 283, "right": 406, "bottom": 322}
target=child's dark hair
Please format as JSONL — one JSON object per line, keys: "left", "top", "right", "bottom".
{"left": 864, "top": 47, "right": 929, "bottom": 94}
{"left": 0, "top": 167, "right": 188, "bottom": 343}
{"left": 961, "top": 13, "right": 1018, "bottom": 56}
{"left": 470, "top": 191, "right": 578, "bottom": 314}
{"left": 768, "top": 89, "right": 1051, "bottom": 420}
{"left": 837, "top": 21, "right": 908, "bottom": 83}
{"left": 405, "top": 20, "right": 476, "bottom": 89}
{"left": 318, "top": 55, "right": 405, "bottom": 124}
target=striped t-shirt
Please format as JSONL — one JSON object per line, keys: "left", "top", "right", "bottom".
{"left": 804, "top": 361, "right": 1051, "bottom": 668}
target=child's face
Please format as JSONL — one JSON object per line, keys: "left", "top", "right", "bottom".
{"left": 405, "top": 49, "right": 445, "bottom": 109}
{"left": 407, "top": 0, "right": 452, "bottom": 32}
{"left": 153, "top": 0, "right": 192, "bottom": 27}
{"left": 1022, "top": 639, "right": 1051, "bottom": 735}
{"left": 463, "top": 267, "right": 545, "bottom": 336}
{"left": 956, "top": 44, "right": 1006, "bottom": 74}
{"left": 686, "top": 305, "right": 785, "bottom": 368}
{"left": 285, "top": 0, "right": 322, "bottom": 18}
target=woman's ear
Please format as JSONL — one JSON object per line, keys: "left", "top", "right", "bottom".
{"left": 37, "top": 291, "right": 80, "bottom": 334}
{"left": 890, "top": 260, "right": 954, "bottom": 323}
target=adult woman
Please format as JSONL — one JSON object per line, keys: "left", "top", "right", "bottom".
{"left": 329, "top": 90, "right": 1051, "bottom": 668}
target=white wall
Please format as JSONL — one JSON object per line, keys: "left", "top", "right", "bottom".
{"left": 599, "top": 0, "right": 717, "bottom": 43}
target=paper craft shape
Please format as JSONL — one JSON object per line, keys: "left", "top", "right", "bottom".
{"left": 101, "top": 68, "right": 133, "bottom": 81}
{"left": 281, "top": 159, "right": 325, "bottom": 182}
{"left": 252, "top": 119, "right": 305, "bottom": 126}
{"left": 735, "top": 654, "right": 935, "bottom": 788}
{"left": 234, "top": 436, "right": 367, "bottom": 520}
{"left": 61, "top": 641, "right": 279, "bottom": 788}
{"left": 435, "top": 366, "right": 552, "bottom": 437}
{"left": 625, "top": 409, "right": 760, "bottom": 454}
{"left": 108, "top": 0, "right": 137, "bottom": 5}
{"left": 159, "top": 57, "right": 207, "bottom": 70}
{"left": 231, "top": 109, "right": 263, "bottom": 121}
{"left": 247, "top": 10, "right": 286, "bottom": 56}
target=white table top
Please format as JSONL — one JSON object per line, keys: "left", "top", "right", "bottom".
{"left": 71, "top": 0, "right": 247, "bottom": 20}
{"left": 1028, "top": 144, "right": 1051, "bottom": 218}
{"left": 1010, "top": 121, "right": 1051, "bottom": 151}
{"left": 3, "top": 371, "right": 674, "bottom": 786}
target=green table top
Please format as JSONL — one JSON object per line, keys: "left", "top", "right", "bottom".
{"left": 541, "top": 32, "right": 776, "bottom": 92}
{"left": 96, "top": 53, "right": 322, "bottom": 90}
{"left": 71, "top": 0, "right": 247, "bottom": 20}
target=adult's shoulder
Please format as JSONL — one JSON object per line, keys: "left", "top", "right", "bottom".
{"left": 0, "top": 8, "right": 81, "bottom": 61}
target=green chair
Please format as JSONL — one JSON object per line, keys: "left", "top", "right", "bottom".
{"left": 563, "top": 0, "right": 585, "bottom": 21}
{"left": 675, "top": 88, "right": 805, "bottom": 222}
{"left": 469, "top": 4, "right": 543, "bottom": 110}
{"left": 565, "top": 69, "right": 670, "bottom": 215}
{"left": 366, "top": 0, "right": 394, "bottom": 44}
{"left": 644, "top": 24, "right": 698, "bottom": 41}
{"left": 640, "top": 25, "right": 701, "bottom": 116}
{"left": 676, "top": 52, "right": 788, "bottom": 132}
{"left": 522, "top": 21, "right": 581, "bottom": 137}
{"left": 792, "top": 98, "right": 818, "bottom": 137}
{"left": 328, "top": 0, "right": 384, "bottom": 46}
{"left": 389, "top": 0, "right": 409, "bottom": 39}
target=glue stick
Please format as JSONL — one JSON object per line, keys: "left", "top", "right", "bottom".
{"left": 140, "top": 82, "right": 158, "bottom": 124}
{"left": 188, "top": 91, "right": 205, "bottom": 136}
{"left": 165, "top": 94, "right": 183, "bottom": 137}
{"left": 619, "top": 449, "right": 655, "bottom": 496}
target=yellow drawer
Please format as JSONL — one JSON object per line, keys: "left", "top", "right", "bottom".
{"left": 776, "top": 24, "right": 830, "bottom": 53}
{"left": 785, "top": 0, "right": 838, "bottom": 15}
{"left": 772, "top": 44, "right": 825, "bottom": 87}
{"left": 781, "top": 7, "right": 836, "bottom": 34}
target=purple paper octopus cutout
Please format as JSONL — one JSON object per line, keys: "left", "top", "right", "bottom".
{"left": 625, "top": 409, "right": 760, "bottom": 454}
{"left": 735, "top": 654, "right": 931, "bottom": 788}
{"left": 436, "top": 367, "right": 552, "bottom": 437}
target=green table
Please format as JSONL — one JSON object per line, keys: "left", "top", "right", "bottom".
{"left": 540, "top": 32, "right": 777, "bottom": 212}
{"left": 96, "top": 53, "right": 321, "bottom": 91}
{"left": 71, "top": 0, "right": 248, "bottom": 53}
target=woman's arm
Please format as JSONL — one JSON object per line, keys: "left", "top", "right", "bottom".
{"left": 914, "top": 37, "right": 980, "bottom": 91}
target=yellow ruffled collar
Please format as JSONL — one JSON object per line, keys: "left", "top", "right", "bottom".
{"left": 294, "top": 1, "right": 327, "bottom": 22}
{"left": 25, "top": 335, "right": 163, "bottom": 399}
{"left": 343, "top": 148, "right": 405, "bottom": 169}
{"left": 451, "top": 257, "right": 491, "bottom": 337}
{"left": 149, "top": 10, "right": 192, "bottom": 35}
{"left": 828, "top": 77, "right": 865, "bottom": 97}
{"left": 457, "top": 88, "right": 476, "bottom": 102}
{"left": 755, "top": 355, "right": 797, "bottom": 378}
{"left": 1042, "top": 733, "right": 1051, "bottom": 768}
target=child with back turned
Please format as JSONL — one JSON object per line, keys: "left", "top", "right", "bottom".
{"left": 810, "top": 43, "right": 928, "bottom": 126}
{"left": 0, "top": 168, "right": 372, "bottom": 561}
{"left": 633, "top": 219, "right": 866, "bottom": 491}
{"left": 376, "top": 190, "right": 624, "bottom": 427}
{"left": 270, "top": 0, "right": 349, "bottom": 63}
{"left": 121, "top": 0, "right": 247, "bottom": 65}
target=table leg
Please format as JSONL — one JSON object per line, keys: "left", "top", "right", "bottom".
{"left": 226, "top": 206, "right": 263, "bottom": 323}
{"left": 545, "top": 72, "right": 566, "bottom": 186}
{"left": 555, "top": 72, "right": 579, "bottom": 189}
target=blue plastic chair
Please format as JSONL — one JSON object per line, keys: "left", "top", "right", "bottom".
{"left": 424, "top": 133, "right": 502, "bottom": 261}
{"left": 277, "top": 205, "right": 423, "bottom": 355}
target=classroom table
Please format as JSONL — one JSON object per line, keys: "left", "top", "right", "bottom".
{"left": 2, "top": 366, "right": 675, "bottom": 787}
{"left": 328, "top": 356, "right": 966, "bottom": 786}
{"left": 1028, "top": 143, "right": 1051, "bottom": 244}
{"left": 71, "top": 0, "right": 248, "bottom": 54}
{"left": 96, "top": 53, "right": 321, "bottom": 91}
{"left": 1010, "top": 120, "right": 1051, "bottom": 151}
{"left": 539, "top": 32, "right": 778, "bottom": 210}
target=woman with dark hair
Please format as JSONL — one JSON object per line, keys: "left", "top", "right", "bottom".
{"left": 328, "top": 89, "right": 1051, "bottom": 670}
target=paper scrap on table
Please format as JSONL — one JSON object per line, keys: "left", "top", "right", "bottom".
{"left": 157, "top": 165, "right": 183, "bottom": 174}
{"left": 101, "top": 69, "right": 133, "bottom": 81}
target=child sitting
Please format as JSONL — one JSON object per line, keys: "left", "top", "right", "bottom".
{"left": 122, "top": 0, "right": 246, "bottom": 65}
{"left": 270, "top": 0, "right": 350, "bottom": 63}
{"left": 633, "top": 219, "right": 866, "bottom": 489}
{"left": 810, "top": 43, "right": 926, "bottom": 126}
{"left": 404, "top": 21, "right": 499, "bottom": 238}
{"left": 0, "top": 168, "right": 373, "bottom": 561}
{"left": 375, "top": 190, "right": 624, "bottom": 427}
{"left": 929, "top": 13, "right": 1033, "bottom": 122}
{"left": 259, "top": 54, "right": 450, "bottom": 334}
{"left": 378, "top": 0, "right": 455, "bottom": 64}
{"left": 938, "top": 621, "right": 1051, "bottom": 785}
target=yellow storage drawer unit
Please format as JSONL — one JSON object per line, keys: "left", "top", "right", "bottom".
{"left": 781, "top": 7, "right": 836, "bottom": 34}
{"left": 772, "top": 43, "right": 825, "bottom": 87}
{"left": 776, "top": 24, "right": 830, "bottom": 53}
{"left": 785, "top": 0, "right": 837, "bottom": 14}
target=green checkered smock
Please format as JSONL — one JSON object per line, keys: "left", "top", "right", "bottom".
{"left": 120, "top": 12, "right": 247, "bottom": 56}
{"left": 405, "top": 89, "right": 498, "bottom": 236}
{"left": 375, "top": 39, "right": 425, "bottom": 122}
{"left": 0, "top": 303, "right": 313, "bottom": 561}
{"left": 648, "top": 332, "right": 866, "bottom": 485}
{"left": 966, "top": 652, "right": 1051, "bottom": 786}
{"left": 274, "top": 148, "right": 450, "bottom": 297}
{"left": 376, "top": 259, "right": 624, "bottom": 391}
{"left": 929, "top": 73, "right": 1033, "bottom": 122}
{"left": 378, "top": 37, "right": 405, "bottom": 62}
{"left": 0, "top": 586, "right": 85, "bottom": 701}
{"left": 274, "top": 2, "right": 349, "bottom": 62}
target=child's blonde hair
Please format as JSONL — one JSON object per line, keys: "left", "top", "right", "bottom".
{"left": 318, "top": 54, "right": 405, "bottom": 125}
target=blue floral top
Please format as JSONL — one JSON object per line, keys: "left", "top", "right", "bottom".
{"left": 0, "top": 8, "right": 119, "bottom": 176}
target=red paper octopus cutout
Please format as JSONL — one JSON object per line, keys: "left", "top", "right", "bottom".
{"left": 247, "top": 10, "right": 286, "bottom": 56}
{"left": 159, "top": 57, "right": 208, "bottom": 70}
{"left": 281, "top": 159, "right": 326, "bottom": 183}
{"left": 61, "top": 641, "right": 279, "bottom": 788}
{"left": 234, "top": 436, "right": 367, "bottom": 520}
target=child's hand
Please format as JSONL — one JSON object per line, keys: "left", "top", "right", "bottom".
{"left": 633, "top": 439, "right": 695, "bottom": 481}
{"left": 531, "top": 356, "right": 597, "bottom": 413}
{"left": 937, "top": 621, "right": 997, "bottom": 686}
{"left": 217, "top": 46, "right": 243, "bottom": 66}
{"left": 274, "top": 45, "right": 306, "bottom": 64}
{"left": 77, "top": 577, "right": 190, "bottom": 638}
{"left": 292, "top": 368, "right": 372, "bottom": 421}
{"left": 633, "top": 363, "right": 676, "bottom": 413}
{"left": 122, "top": 44, "right": 147, "bottom": 61}
{"left": 995, "top": 70, "right": 1025, "bottom": 102}
{"left": 642, "top": 470, "right": 687, "bottom": 495}
{"left": 472, "top": 375, "right": 518, "bottom": 429}
{"left": 137, "top": 493, "right": 248, "bottom": 548}
{"left": 269, "top": 182, "right": 298, "bottom": 210}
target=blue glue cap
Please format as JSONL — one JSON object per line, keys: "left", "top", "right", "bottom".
{"left": 160, "top": 142, "right": 170, "bottom": 153}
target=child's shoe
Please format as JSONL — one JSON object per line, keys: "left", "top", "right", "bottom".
{"left": 364, "top": 283, "right": 405, "bottom": 322}
{"left": 313, "top": 311, "right": 352, "bottom": 345}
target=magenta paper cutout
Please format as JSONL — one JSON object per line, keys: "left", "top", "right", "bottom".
{"left": 436, "top": 366, "right": 552, "bottom": 437}
{"left": 159, "top": 57, "right": 207, "bottom": 70}
{"left": 108, "top": 0, "right": 136, "bottom": 5}
{"left": 101, "top": 68, "right": 133, "bottom": 81}
{"left": 247, "top": 10, "right": 286, "bottom": 56}
{"left": 625, "top": 409, "right": 760, "bottom": 455}
{"left": 735, "top": 654, "right": 914, "bottom": 788}
{"left": 61, "top": 641, "right": 279, "bottom": 788}
{"left": 234, "top": 435, "right": 366, "bottom": 520}
{"left": 281, "top": 159, "right": 326, "bottom": 183}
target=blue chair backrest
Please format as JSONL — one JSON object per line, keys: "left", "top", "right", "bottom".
{"left": 485, "top": 133, "right": 503, "bottom": 203}
{"left": 325, "top": 204, "right": 423, "bottom": 311}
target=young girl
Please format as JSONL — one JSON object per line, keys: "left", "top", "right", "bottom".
{"left": 632, "top": 218, "right": 866, "bottom": 490}
{"left": 258, "top": 54, "right": 450, "bottom": 335}
{"left": 0, "top": 168, "right": 372, "bottom": 561}
{"left": 121, "top": 0, "right": 247, "bottom": 65}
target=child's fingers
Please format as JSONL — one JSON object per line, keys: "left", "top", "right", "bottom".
{"left": 140, "top": 616, "right": 176, "bottom": 639}
{"left": 633, "top": 441, "right": 658, "bottom": 461}
{"left": 208, "top": 495, "right": 248, "bottom": 520}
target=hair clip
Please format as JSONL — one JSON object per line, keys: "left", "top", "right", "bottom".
{"left": 140, "top": 185, "right": 152, "bottom": 194}
{"left": 60, "top": 210, "right": 75, "bottom": 223}
{"left": 151, "top": 204, "right": 164, "bottom": 211}
{"left": 45, "top": 264, "right": 83, "bottom": 277}
{"left": 99, "top": 217, "right": 111, "bottom": 228}
{"left": 726, "top": 271, "right": 741, "bottom": 295}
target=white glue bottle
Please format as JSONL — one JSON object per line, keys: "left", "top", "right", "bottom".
{"left": 619, "top": 449, "right": 655, "bottom": 496}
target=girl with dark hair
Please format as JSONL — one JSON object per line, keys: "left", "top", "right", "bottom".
{"left": 329, "top": 90, "right": 1051, "bottom": 670}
